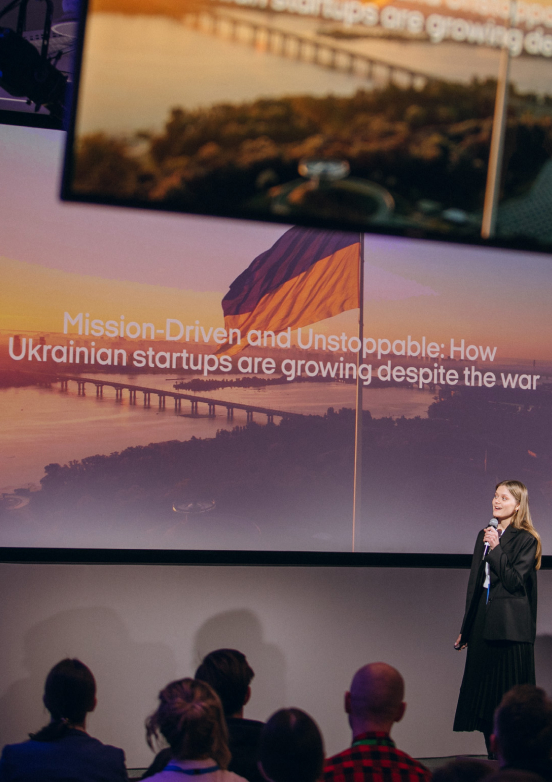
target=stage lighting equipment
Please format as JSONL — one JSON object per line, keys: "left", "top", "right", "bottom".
{"left": 0, "top": 0, "right": 67, "bottom": 119}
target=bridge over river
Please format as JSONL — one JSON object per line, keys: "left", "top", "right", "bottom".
{"left": 52, "top": 374, "right": 304, "bottom": 424}
{"left": 184, "top": 8, "right": 434, "bottom": 89}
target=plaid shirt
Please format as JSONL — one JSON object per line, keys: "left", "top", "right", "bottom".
{"left": 323, "top": 731, "right": 431, "bottom": 782}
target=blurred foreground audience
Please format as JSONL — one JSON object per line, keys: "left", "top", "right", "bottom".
{"left": 258, "top": 708, "right": 324, "bottom": 782}
{"left": 491, "top": 685, "right": 552, "bottom": 782}
{"left": 0, "top": 658, "right": 127, "bottom": 782}
{"left": 485, "top": 772, "right": 545, "bottom": 782}
{"left": 144, "top": 677, "right": 247, "bottom": 782}
{"left": 432, "top": 759, "right": 493, "bottom": 782}
{"left": 323, "top": 662, "right": 431, "bottom": 782}
{"left": 143, "top": 650, "right": 263, "bottom": 781}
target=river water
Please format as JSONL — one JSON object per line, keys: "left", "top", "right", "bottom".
{"left": 0, "top": 374, "right": 433, "bottom": 491}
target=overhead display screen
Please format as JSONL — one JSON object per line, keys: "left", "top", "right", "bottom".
{"left": 2, "top": 123, "right": 552, "bottom": 554}
{"left": 61, "top": 0, "right": 552, "bottom": 249}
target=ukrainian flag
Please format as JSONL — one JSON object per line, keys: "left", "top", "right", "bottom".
{"left": 219, "top": 227, "right": 361, "bottom": 355}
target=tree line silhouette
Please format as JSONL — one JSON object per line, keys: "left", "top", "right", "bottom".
{"left": 73, "top": 79, "right": 552, "bottom": 224}
{"left": 7, "top": 387, "right": 550, "bottom": 549}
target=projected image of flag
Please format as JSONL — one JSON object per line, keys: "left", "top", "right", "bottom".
{"left": 219, "top": 227, "right": 361, "bottom": 355}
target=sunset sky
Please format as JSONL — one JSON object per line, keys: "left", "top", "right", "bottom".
{"left": 2, "top": 125, "right": 552, "bottom": 360}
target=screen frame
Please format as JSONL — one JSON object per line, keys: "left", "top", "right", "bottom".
{"left": 0, "top": 547, "right": 550, "bottom": 568}
{"left": 2, "top": 122, "right": 551, "bottom": 568}
{"left": 0, "top": 108, "right": 64, "bottom": 130}
{"left": 60, "top": 0, "right": 552, "bottom": 256}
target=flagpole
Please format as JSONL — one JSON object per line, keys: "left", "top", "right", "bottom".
{"left": 481, "top": 0, "right": 516, "bottom": 239}
{"left": 352, "top": 232, "right": 364, "bottom": 552}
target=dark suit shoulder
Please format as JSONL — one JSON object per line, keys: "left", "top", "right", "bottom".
{"left": 498, "top": 527, "right": 538, "bottom": 559}
{"left": 227, "top": 717, "right": 265, "bottom": 782}
{"left": 502, "top": 526, "right": 536, "bottom": 542}
{"left": 3, "top": 733, "right": 122, "bottom": 755}
{"left": 227, "top": 717, "right": 264, "bottom": 741}
{"left": 0, "top": 733, "right": 126, "bottom": 781}
{"left": 233, "top": 717, "right": 264, "bottom": 728}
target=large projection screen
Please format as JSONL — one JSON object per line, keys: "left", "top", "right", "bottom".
{"left": 2, "top": 122, "right": 552, "bottom": 554}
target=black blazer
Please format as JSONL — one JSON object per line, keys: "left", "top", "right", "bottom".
{"left": 460, "top": 524, "right": 538, "bottom": 644}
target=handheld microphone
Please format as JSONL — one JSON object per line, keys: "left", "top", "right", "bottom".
{"left": 483, "top": 518, "right": 499, "bottom": 558}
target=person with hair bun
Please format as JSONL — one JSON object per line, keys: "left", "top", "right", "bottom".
{"left": 144, "top": 678, "right": 248, "bottom": 782}
{"left": 453, "top": 480, "right": 541, "bottom": 758}
{"left": 0, "top": 658, "right": 127, "bottom": 781}
{"left": 143, "top": 649, "right": 263, "bottom": 782}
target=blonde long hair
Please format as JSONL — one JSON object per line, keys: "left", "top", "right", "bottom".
{"left": 496, "top": 480, "right": 542, "bottom": 570}
{"left": 145, "top": 678, "right": 231, "bottom": 768}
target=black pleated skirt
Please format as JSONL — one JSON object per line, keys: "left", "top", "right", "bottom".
{"left": 454, "top": 589, "right": 535, "bottom": 733}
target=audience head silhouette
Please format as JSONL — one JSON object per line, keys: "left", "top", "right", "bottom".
{"left": 345, "top": 663, "right": 406, "bottom": 736}
{"left": 0, "top": 657, "right": 127, "bottom": 778}
{"left": 259, "top": 708, "right": 324, "bottom": 782}
{"left": 492, "top": 685, "right": 552, "bottom": 768}
{"left": 31, "top": 658, "right": 97, "bottom": 742}
{"left": 324, "top": 663, "right": 429, "bottom": 782}
{"left": 195, "top": 649, "right": 255, "bottom": 718}
{"left": 146, "top": 678, "right": 231, "bottom": 768}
